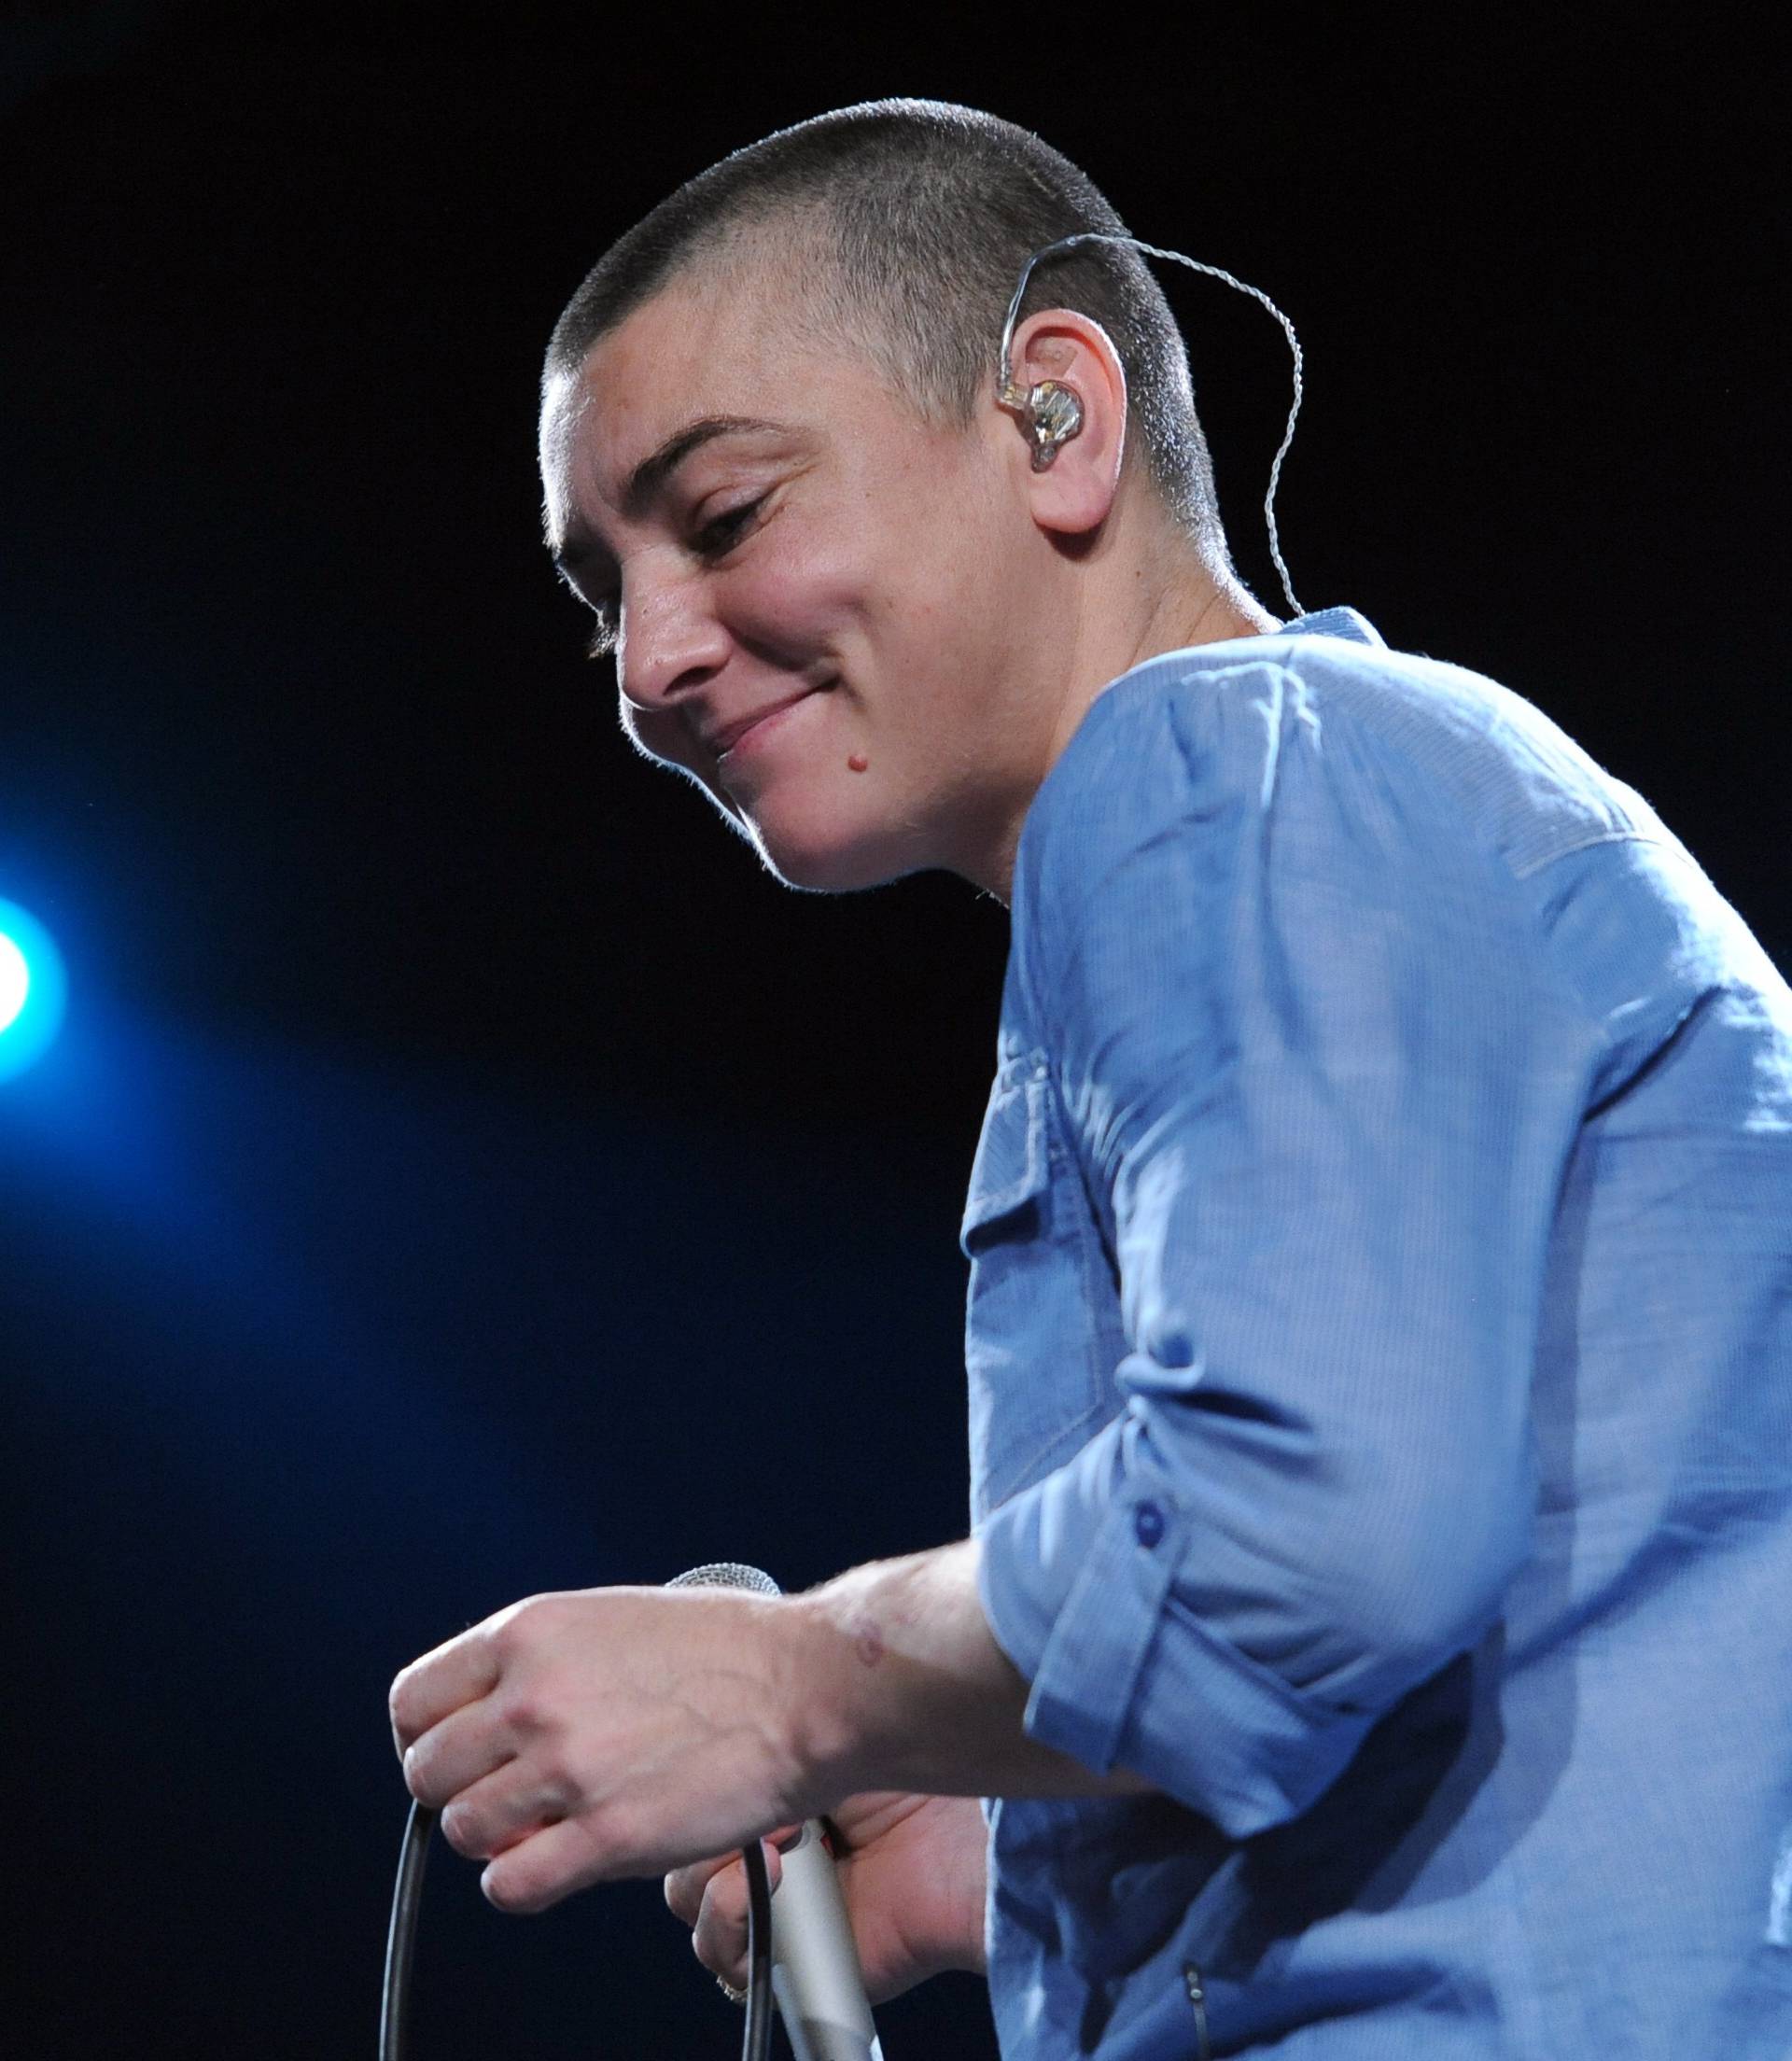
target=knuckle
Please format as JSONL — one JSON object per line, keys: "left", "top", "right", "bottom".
{"left": 488, "top": 1593, "right": 546, "bottom": 1661}
{"left": 691, "top": 1928, "right": 735, "bottom": 1981}
{"left": 535, "top": 1752, "right": 581, "bottom": 1809}
{"left": 501, "top": 1690, "right": 550, "bottom": 1740}
{"left": 439, "top": 1802, "right": 488, "bottom": 1860}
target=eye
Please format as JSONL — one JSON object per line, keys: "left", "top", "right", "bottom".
{"left": 693, "top": 496, "right": 766, "bottom": 558}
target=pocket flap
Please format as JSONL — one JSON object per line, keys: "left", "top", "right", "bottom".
{"left": 960, "top": 1073, "right": 1051, "bottom": 1254}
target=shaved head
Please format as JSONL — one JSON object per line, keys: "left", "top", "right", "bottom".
{"left": 544, "top": 98, "right": 1228, "bottom": 559}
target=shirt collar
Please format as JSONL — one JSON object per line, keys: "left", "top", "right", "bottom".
{"left": 1277, "top": 604, "right": 1384, "bottom": 647}
{"left": 1084, "top": 604, "right": 1386, "bottom": 713}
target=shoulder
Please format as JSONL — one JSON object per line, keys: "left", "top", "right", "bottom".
{"left": 1015, "top": 614, "right": 1668, "bottom": 931}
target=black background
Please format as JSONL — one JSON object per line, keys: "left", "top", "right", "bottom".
{"left": 0, "top": 6, "right": 1781, "bottom": 2056}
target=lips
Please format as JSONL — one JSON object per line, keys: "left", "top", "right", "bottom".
{"left": 705, "top": 685, "right": 823, "bottom": 761}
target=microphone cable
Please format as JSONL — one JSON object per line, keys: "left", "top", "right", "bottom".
{"left": 379, "top": 1800, "right": 436, "bottom": 2061}
{"left": 377, "top": 1798, "right": 777, "bottom": 2061}
{"left": 740, "top": 1833, "right": 776, "bottom": 2061}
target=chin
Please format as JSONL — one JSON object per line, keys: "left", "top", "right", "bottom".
{"left": 747, "top": 810, "right": 920, "bottom": 895}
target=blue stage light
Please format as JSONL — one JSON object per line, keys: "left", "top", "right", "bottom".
{"left": 0, "top": 899, "right": 67, "bottom": 1081}
{"left": 0, "top": 936, "right": 27, "bottom": 1031}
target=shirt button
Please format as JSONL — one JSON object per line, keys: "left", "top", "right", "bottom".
{"left": 1134, "top": 1501, "right": 1166, "bottom": 1549}
{"left": 1153, "top": 1325, "right": 1196, "bottom": 1369}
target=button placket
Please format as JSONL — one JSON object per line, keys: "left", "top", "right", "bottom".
{"left": 1183, "top": 1961, "right": 1211, "bottom": 2060}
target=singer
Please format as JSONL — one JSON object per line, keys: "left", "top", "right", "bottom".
{"left": 389, "top": 101, "right": 1792, "bottom": 2056}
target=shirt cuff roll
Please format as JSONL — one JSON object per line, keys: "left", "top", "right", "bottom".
{"left": 976, "top": 1436, "right": 1379, "bottom": 1840}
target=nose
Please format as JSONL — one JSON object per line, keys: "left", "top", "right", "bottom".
{"left": 616, "top": 548, "right": 731, "bottom": 722}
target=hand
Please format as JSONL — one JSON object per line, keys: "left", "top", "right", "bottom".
{"left": 390, "top": 1541, "right": 1142, "bottom": 1919}
{"left": 389, "top": 1584, "right": 818, "bottom": 1914}
{"left": 665, "top": 1791, "right": 988, "bottom": 2005}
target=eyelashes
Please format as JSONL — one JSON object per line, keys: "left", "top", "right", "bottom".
{"left": 581, "top": 494, "right": 768, "bottom": 664}
{"left": 585, "top": 606, "right": 620, "bottom": 661}
{"left": 693, "top": 496, "right": 765, "bottom": 557}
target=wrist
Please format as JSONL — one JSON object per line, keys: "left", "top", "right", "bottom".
{"left": 783, "top": 1540, "right": 1160, "bottom": 1809}
{"left": 781, "top": 1568, "right": 892, "bottom": 1814}
{"left": 784, "top": 1539, "right": 1027, "bottom": 1808}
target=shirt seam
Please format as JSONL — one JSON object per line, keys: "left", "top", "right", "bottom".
{"left": 980, "top": 1395, "right": 1113, "bottom": 1524}
{"left": 1507, "top": 825, "right": 1672, "bottom": 881}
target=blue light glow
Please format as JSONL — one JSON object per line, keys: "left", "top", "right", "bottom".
{"left": 0, "top": 935, "right": 27, "bottom": 1031}
{"left": 0, "top": 899, "right": 67, "bottom": 1081}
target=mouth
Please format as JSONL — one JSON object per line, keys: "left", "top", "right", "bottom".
{"left": 709, "top": 681, "right": 833, "bottom": 765}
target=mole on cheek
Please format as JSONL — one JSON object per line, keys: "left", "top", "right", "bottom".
{"left": 847, "top": 752, "right": 870, "bottom": 773}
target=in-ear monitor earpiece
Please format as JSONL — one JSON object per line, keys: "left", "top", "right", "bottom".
{"left": 994, "top": 231, "right": 1306, "bottom": 615}
{"left": 1001, "top": 377, "right": 1084, "bottom": 470}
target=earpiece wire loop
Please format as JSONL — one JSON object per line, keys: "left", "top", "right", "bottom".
{"left": 998, "top": 231, "right": 1305, "bottom": 618}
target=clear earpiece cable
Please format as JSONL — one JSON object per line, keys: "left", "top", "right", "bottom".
{"left": 998, "top": 231, "right": 1305, "bottom": 618}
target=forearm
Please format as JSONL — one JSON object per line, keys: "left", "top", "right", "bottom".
{"left": 791, "top": 1536, "right": 1153, "bottom": 1810}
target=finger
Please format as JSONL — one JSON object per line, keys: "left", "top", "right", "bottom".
{"left": 439, "top": 1758, "right": 575, "bottom": 1864}
{"left": 389, "top": 1622, "right": 503, "bottom": 1755}
{"left": 483, "top": 1803, "right": 792, "bottom": 1917}
{"left": 665, "top": 1851, "right": 736, "bottom": 1929}
{"left": 402, "top": 1698, "right": 515, "bottom": 1811}
{"left": 481, "top": 1814, "right": 617, "bottom": 1914}
{"left": 665, "top": 1822, "right": 803, "bottom": 1927}
{"left": 693, "top": 1843, "right": 784, "bottom": 1984}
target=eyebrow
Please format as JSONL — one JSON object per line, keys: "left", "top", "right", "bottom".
{"left": 550, "top": 414, "right": 785, "bottom": 579}
{"left": 623, "top": 414, "right": 784, "bottom": 516}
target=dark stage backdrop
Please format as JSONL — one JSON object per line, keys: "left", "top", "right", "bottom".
{"left": 0, "top": 7, "right": 1780, "bottom": 2056}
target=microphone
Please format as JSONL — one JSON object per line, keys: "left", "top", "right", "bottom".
{"left": 667, "top": 1563, "right": 884, "bottom": 2061}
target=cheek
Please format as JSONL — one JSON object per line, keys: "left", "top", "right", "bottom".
{"left": 733, "top": 518, "right": 871, "bottom": 654}
{"left": 621, "top": 698, "right": 691, "bottom": 771}
{"left": 761, "top": 491, "right": 992, "bottom": 700}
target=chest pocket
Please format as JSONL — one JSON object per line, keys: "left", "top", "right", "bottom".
{"left": 961, "top": 1071, "right": 1053, "bottom": 1257}
{"left": 963, "top": 1062, "right": 1114, "bottom": 1524}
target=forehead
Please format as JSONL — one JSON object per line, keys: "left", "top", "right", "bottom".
{"left": 539, "top": 269, "right": 831, "bottom": 532}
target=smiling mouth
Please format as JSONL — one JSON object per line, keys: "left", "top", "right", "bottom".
{"left": 711, "top": 682, "right": 833, "bottom": 764}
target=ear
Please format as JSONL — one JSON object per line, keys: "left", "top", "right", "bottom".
{"left": 1001, "top": 309, "right": 1128, "bottom": 538}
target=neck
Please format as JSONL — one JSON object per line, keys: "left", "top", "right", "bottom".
{"left": 972, "top": 540, "right": 1280, "bottom": 904}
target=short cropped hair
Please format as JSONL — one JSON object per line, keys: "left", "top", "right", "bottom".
{"left": 544, "top": 99, "right": 1226, "bottom": 554}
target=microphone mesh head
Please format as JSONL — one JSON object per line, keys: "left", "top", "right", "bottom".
{"left": 666, "top": 1561, "right": 782, "bottom": 1597}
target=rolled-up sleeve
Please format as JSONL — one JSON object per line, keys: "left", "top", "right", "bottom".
{"left": 975, "top": 662, "right": 1603, "bottom": 1837}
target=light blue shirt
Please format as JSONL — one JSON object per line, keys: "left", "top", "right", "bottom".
{"left": 968, "top": 609, "right": 1792, "bottom": 2058}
